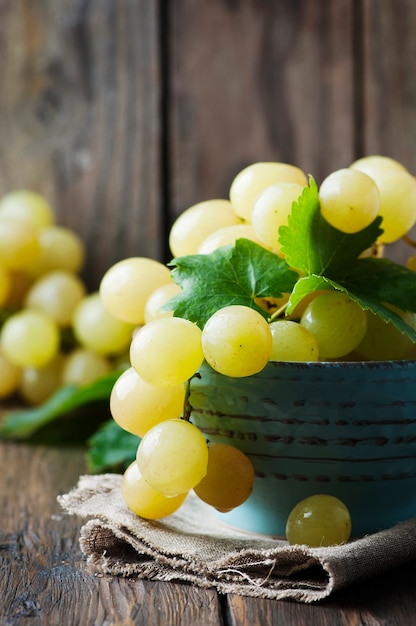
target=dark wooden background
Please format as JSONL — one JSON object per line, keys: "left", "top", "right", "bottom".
{"left": 0, "top": 0, "right": 415, "bottom": 289}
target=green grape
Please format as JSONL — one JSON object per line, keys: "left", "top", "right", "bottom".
{"left": 100, "top": 257, "right": 171, "bottom": 325}
{"left": 269, "top": 320, "right": 319, "bottom": 362}
{"left": 318, "top": 168, "right": 380, "bottom": 234}
{"left": 198, "top": 223, "right": 264, "bottom": 254}
{"left": 350, "top": 159, "right": 416, "bottom": 243}
{"left": 136, "top": 419, "right": 209, "bottom": 496}
{"left": 61, "top": 348, "right": 112, "bottom": 386}
{"left": 0, "top": 349, "right": 21, "bottom": 398}
{"left": 0, "top": 219, "right": 40, "bottom": 270}
{"left": 251, "top": 182, "right": 305, "bottom": 251}
{"left": 169, "top": 199, "right": 241, "bottom": 257}
{"left": 0, "top": 309, "right": 60, "bottom": 368}
{"left": 130, "top": 317, "right": 204, "bottom": 386}
{"left": 193, "top": 443, "right": 255, "bottom": 512}
{"left": 229, "top": 162, "right": 308, "bottom": 221}
{"left": 72, "top": 292, "right": 135, "bottom": 356}
{"left": 356, "top": 308, "right": 416, "bottom": 361}
{"left": 110, "top": 367, "right": 185, "bottom": 437}
{"left": 350, "top": 154, "right": 407, "bottom": 175}
{"left": 0, "top": 190, "right": 54, "bottom": 228}
{"left": 19, "top": 354, "right": 64, "bottom": 405}
{"left": 286, "top": 494, "right": 351, "bottom": 547}
{"left": 24, "top": 270, "right": 86, "bottom": 327}
{"left": 300, "top": 291, "right": 367, "bottom": 359}
{"left": 201, "top": 305, "right": 272, "bottom": 377}
{"left": 144, "top": 282, "right": 182, "bottom": 323}
{"left": 29, "top": 225, "right": 85, "bottom": 276}
{"left": 122, "top": 461, "right": 188, "bottom": 520}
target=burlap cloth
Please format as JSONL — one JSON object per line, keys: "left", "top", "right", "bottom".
{"left": 58, "top": 473, "right": 416, "bottom": 603}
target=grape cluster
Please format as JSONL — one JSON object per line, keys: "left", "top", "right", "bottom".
{"left": 0, "top": 191, "right": 134, "bottom": 405}
{"left": 101, "top": 154, "right": 416, "bottom": 546}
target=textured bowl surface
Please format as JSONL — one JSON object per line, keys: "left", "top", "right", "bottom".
{"left": 188, "top": 360, "right": 416, "bottom": 536}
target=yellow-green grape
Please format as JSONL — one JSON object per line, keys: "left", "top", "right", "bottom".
{"left": 350, "top": 154, "right": 407, "bottom": 175}
{"left": 136, "top": 419, "right": 209, "bottom": 496}
{"left": 230, "top": 162, "right": 308, "bottom": 222}
{"left": 201, "top": 305, "right": 272, "bottom": 377}
{"left": 19, "top": 354, "right": 64, "bottom": 405}
{"left": 286, "top": 494, "right": 352, "bottom": 547}
{"left": 193, "top": 443, "right": 255, "bottom": 512}
{"left": 350, "top": 159, "right": 416, "bottom": 243}
{"left": 0, "top": 309, "right": 60, "bottom": 368}
{"left": 198, "top": 224, "right": 264, "bottom": 254}
{"left": 72, "top": 292, "right": 135, "bottom": 356}
{"left": 24, "top": 270, "right": 86, "bottom": 327}
{"left": 0, "top": 190, "right": 54, "bottom": 228}
{"left": 0, "top": 265, "right": 11, "bottom": 307}
{"left": 269, "top": 320, "right": 319, "bottom": 362}
{"left": 169, "top": 199, "right": 241, "bottom": 257}
{"left": 300, "top": 291, "right": 367, "bottom": 359}
{"left": 29, "top": 225, "right": 85, "bottom": 276}
{"left": 122, "top": 461, "right": 188, "bottom": 520}
{"left": 61, "top": 348, "right": 112, "bottom": 386}
{"left": 0, "top": 219, "right": 40, "bottom": 270}
{"left": 318, "top": 168, "right": 380, "bottom": 234}
{"left": 0, "top": 349, "right": 21, "bottom": 399}
{"left": 110, "top": 367, "right": 185, "bottom": 437}
{"left": 251, "top": 182, "right": 305, "bottom": 251}
{"left": 144, "top": 282, "right": 182, "bottom": 323}
{"left": 130, "top": 317, "right": 204, "bottom": 386}
{"left": 100, "top": 257, "right": 171, "bottom": 325}
{"left": 356, "top": 308, "right": 416, "bottom": 361}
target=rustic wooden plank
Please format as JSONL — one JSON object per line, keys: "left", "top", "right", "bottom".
{"left": 168, "top": 0, "right": 355, "bottom": 221}
{"left": 0, "top": 0, "right": 162, "bottom": 289}
{"left": 0, "top": 442, "right": 223, "bottom": 626}
{"left": 359, "top": 0, "right": 416, "bottom": 265}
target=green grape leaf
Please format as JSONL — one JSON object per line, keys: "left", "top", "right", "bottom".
{"left": 87, "top": 419, "right": 139, "bottom": 473}
{"left": 278, "top": 178, "right": 384, "bottom": 277}
{"left": 286, "top": 275, "right": 340, "bottom": 315}
{"left": 166, "top": 238, "right": 298, "bottom": 328}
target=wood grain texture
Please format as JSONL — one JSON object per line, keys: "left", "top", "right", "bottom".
{"left": 0, "top": 0, "right": 162, "bottom": 289}
{"left": 168, "top": 0, "right": 355, "bottom": 219}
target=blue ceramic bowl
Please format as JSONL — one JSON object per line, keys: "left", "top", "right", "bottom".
{"left": 188, "top": 360, "right": 416, "bottom": 537}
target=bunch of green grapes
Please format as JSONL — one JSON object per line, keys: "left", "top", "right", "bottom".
{"left": 0, "top": 190, "right": 134, "bottom": 405}
{"left": 99, "top": 154, "right": 416, "bottom": 544}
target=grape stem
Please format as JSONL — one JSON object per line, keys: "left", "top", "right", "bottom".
{"left": 269, "top": 302, "right": 288, "bottom": 322}
{"left": 182, "top": 373, "right": 201, "bottom": 422}
{"left": 403, "top": 234, "right": 416, "bottom": 249}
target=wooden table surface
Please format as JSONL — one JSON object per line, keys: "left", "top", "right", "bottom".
{"left": 1, "top": 441, "right": 416, "bottom": 625}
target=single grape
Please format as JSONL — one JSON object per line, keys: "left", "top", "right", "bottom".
{"left": 100, "top": 257, "right": 171, "bottom": 325}
{"left": 136, "top": 419, "right": 209, "bottom": 496}
{"left": 286, "top": 494, "right": 351, "bottom": 547}
{"left": 193, "top": 443, "right": 255, "bottom": 512}
{"left": 350, "top": 154, "right": 407, "bottom": 175}
{"left": 198, "top": 224, "right": 264, "bottom": 254}
{"left": 201, "top": 305, "right": 272, "bottom": 377}
{"left": 24, "top": 270, "right": 86, "bottom": 327}
{"left": 0, "top": 190, "right": 54, "bottom": 228}
{"left": 110, "top": 367, "right": 185, "bottom": 437}
{"left": 29, "top": 225, "right": 85, "bottom": 276}
{"left": 144, "top": 282, "right": 182, "bottom": 323}
{"left": 72, "top": 292, "right": 135, "bottom": 356}
{"left": 318, "top": 168, "right": 380, "bottom": 234}
{"left": 0, "top": 309, "right": 60, "bottom": 368}
{"left": 251, "top": 182, "right": 305, "bottom": 251}
{"left": 229, "top": 162, "right": 308, "bottom": 221}
{"left": 0, "top": 219, "right": 40, "bottom": 270}
{"left": 130, "top": 317, "right": 204, "bottom": 386}
{"left": 350, "top": 160, "right": 416, "bottom": 243}
{"left": 61, "top": 348, "right": 112, "bottom": 386}
{"left": 169, "top": 199, "right": 241, "bottom": 257}
{"left": 269, "top": 320, "right": 319, "bottom": 362}
{"left": 0, "top": 349, "right": 21, "bottom": 399}
{"left": 122, "top": 461, "right": 188, "bottom": 520}
{"left": 19, "top": 354, "right": 64, "bottom": 405}
{"left": 300, "top": 291, "right": 367, "bottom": 359}
{"left": 356, "top": 308, "right": 416, "bottom": 361}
